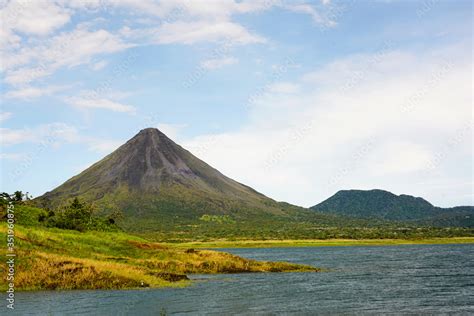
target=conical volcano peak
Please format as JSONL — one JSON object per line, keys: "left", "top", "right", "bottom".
{"left": 41, "top": 127, "right": 270, "bottom": 202}
{"left": 138, "top": 127, "right": 164, "bottom": 136}
{"left": 134, "top": 127, "right": 170, "bottom": 142}
{"left": 123, "top": 127, "right": 177, "bottom": 154}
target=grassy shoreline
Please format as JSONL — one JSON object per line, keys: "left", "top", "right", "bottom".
{"left": 0, "top": 225, "right": 319, "bottom": 292}
{"left": 166, "top": 237, "right": 474, "bottom": 249}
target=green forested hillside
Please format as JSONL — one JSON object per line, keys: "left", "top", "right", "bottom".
{"left": 312, "top": 189, "right": 474, "bottom": 227}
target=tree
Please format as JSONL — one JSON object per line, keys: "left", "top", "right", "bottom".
{"left": 13, "top": 191, "right": 24, "bottom": 202}
{"left": 56, "top": 198, "right": 93, "bottom": 231}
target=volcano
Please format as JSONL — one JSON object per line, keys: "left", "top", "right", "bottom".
{"left": 38, "top": 128, "right": 317, "bottom": 234}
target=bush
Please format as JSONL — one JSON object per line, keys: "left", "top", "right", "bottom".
{"left": 51, "top": 198, "right": 119, "bottom": 232}
{"left": 54, "top": 198, "right": 93, "bottom": 231}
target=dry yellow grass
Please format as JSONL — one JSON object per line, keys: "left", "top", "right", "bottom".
{"left": 0, "top": 225, "right": 319, "bottom": 291}
{"left": 14, "top": 252, "right": 170, "bottom": 290}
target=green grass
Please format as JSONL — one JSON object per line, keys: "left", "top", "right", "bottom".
{"left": 0, "top": 224, "right": 319, "bottom": 291}
{"left": 166, "top": 237, "right": 474, "bottom": 248}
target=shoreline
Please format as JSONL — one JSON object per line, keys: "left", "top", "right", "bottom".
{"left": 165, "top": 237, "right": 474, "bottom": 249}
{"left": 0, "top": 225, "right": 318, "bottom": 292}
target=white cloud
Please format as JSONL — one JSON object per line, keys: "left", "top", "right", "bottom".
{"left": 3, "top": 26, "right": 133, "bottom": 85}
{"left": 0, "top": 112, "right": 13, "bottom": 122}
{"left": 268, "top": 82, "right": 300, "bottom": 94}
{"left": 285, "top": 3, "right": 336, "bottom": 27}
{"left": 111, "top": 1, "right": 335, "bottom": 47}
{"left": 0, "top": 122, "right": 122, "bottom": 153}
{"left": 3, "top": 67, "right": 53, "bottom": 86}
{"left": 370, "top": 142, "right": 434, "bottom": 175}
{"left": 0, "top": 27, "right": 21, "bottom": 50}
{"left": 0, "top": 123, "right": 79, "bottom": 146}
{"left": 5, "top": 85, "right": 70, "bottom": 100}
{"left": 1, "top": 1, "right": 71, "bottom": 36}
{"left": 90, "top": 60, "right": 108, "bottom": 71}
{"left": 200, "top": 56, "right": 238, "bottom": 70}
{"left": 182, "top": 46, "right": 472, "bottom": 207}
{"left": 65, "top": 95, "right": 136, "bottom": 113}
{"left": 152, "top": 21, "right": 266, "bottom": 45}
{"left": 100, "top": 0, "right": 333, "bottom": 27}
{"left": 1, "top": 0, "right": 333, "bottom": 90}
{"left": 0, "top": 128, "right": 32, "bottom": 146}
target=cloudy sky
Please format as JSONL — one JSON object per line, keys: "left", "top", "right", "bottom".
{"left": 0, "top": 0, "right": 472, "bottom": 207}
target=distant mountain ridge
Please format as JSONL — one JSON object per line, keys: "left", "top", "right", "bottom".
{"left": 311, "top": 189, "right": 474, "bottom": 227}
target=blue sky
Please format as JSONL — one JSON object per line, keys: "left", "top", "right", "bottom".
{"left": 1, "top": 0, "right": 472, "bottom": 207}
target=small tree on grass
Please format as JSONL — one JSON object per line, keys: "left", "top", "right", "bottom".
{"left": 55, "top": 198, "right": 93, "bottom": 232}
{"left": 49, "top": 198, "right": 120, "bottom": 232}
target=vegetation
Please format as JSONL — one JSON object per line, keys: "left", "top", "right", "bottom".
{"left": 1, "top": 192, "right": 118, "bottom": 232}
{"left": 138, "top": 222, "right": 474, "bottom": 242}
{"left": 0, "top": 191, "right": 319, "bottom": 291}
{"left": 0, "top": 225, "right": 318, "bottom": 291}
{"left": 47, "top": 198, "right": 119, "bottom": 232}
{"left": 312, "top": 189, "right": 474, "bottom": 227}
{"left": 2, "top": 191, "right": 473, "bottom": 243}
{"left": 168, "top": 237, "right": 474, "bottom": 249}
{"left": 200, "top": 214, "right": 236, "bottom": 224}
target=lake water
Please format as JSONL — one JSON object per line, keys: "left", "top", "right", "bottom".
{"left": 11, "top": 244, "right": 474, "bottom": 315}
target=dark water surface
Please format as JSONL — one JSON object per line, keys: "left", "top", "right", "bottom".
{"left": 11, "top": 244, "right": 474, "bottom": 315}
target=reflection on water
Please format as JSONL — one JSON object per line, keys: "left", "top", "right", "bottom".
{"left": 12, "top": 244, "right": 474, "bottom": 315}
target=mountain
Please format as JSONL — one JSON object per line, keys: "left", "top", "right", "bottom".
{"left": 37, "top": 129, "right": 471, "bottom": 239}
{"left": 37, "top": 128, "right": 354, "bottom": 238}
{"left": 311, "top": 189, "right": 474, "bottom": 227}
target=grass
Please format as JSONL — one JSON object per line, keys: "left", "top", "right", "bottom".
{"left": 165, "top": 237, "right": 474, "bottom": 248}
{"left": 0, "top": 225, "right": 319, "bottom": 291}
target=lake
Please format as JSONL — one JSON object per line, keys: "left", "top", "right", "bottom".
{"left": 11, "top": 244, "right": 474, "bottom": 315}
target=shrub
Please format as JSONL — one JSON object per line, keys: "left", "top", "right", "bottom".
{"left": 50, "top": 198, "right": 119, "bottom": 232}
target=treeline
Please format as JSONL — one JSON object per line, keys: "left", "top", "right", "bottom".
{"left": 143, "top": 221, "right": 474, "bottom": 242}
{"left": 1, "top": 191, "right": 121, "bottom": 232}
